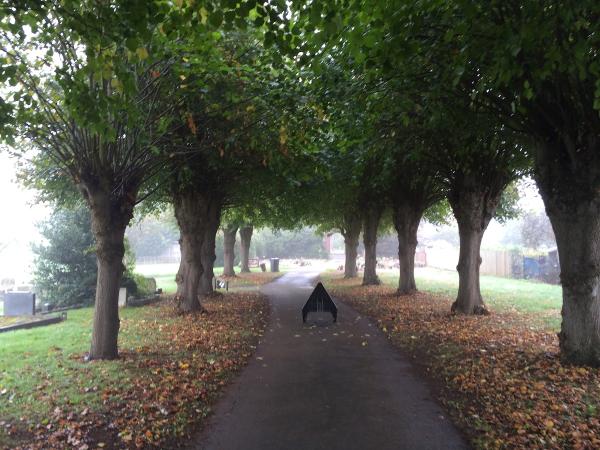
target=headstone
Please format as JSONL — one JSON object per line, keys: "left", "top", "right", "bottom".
{"left": 147, "top": 277, "right": 157, "bottom": 294}
{"left": 302, "top": 282, "right": 337, "bottom": 323}
{"left": 118, "top": 287, "right": 127, "bottom": 308}
{"left": 4, "top": 292, "right": 35, "bottom": 316}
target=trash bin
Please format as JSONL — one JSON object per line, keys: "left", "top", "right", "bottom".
{"left": 269, "top": 258, "right": 280, "bottom": 272}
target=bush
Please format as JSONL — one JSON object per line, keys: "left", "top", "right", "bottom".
{"left": 33, "top": 206, "right": 97, "bottom": 307}
{"left": 33, "top": 205, "right": 142, "bottom": 307}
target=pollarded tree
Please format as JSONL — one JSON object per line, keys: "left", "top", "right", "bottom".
{"left": 222, "top": 221, "right": 240, "bottom": 277}
{"left": 307, "top": 146, "right": 364, "bottom": 279}
{"left": 369, "top": 85, "right": 445, "bottom": 295}
{"left": 0, "top": 4, "right": 182, "bottom": 359}
{"left": 302, "top": 52, "right": 392, "bottom": 283}
{"left": 167, "top": 28, "right": 306, "bottom": 301}
{"left": 171, "top": 161, "right": 225, "bottom": 312}
{"left": 358, "top": 150, "right": 392, "bottom": 286}
{"left": 239, "top": 225, "right": 254, "bottom": 273}
{"left": 389, "top": 154, "right": 444, "bottom": 295}
{"left": 387, "top": 0, "right": 600, "bottom": 365}
{"left": 1, "top": 1, "right": 294, "bottom": 359}
{"left": 428, "top": 107, "right": 529, "bottom": 315}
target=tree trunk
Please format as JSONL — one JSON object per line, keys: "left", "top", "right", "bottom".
{"left": 393, "top": 203, "right": 422, "bottom": 295}
{"left": 199, "top": 198, "right": 222, "bottom": 296}
{"left": 362, "top": 206, "right": 382, "bottom": 285}
{"left": 173, "top": 191, "right": 207, "bottom": 313}
{"left": 449, "top": 188, "right": 502, "bottom": 315}
{"left": 534, "top": 137, "right": 600, "bottom": 365}
{"left": 341, "top": 213, "right": 361, "bottom": 278}
{"left": 239, "top": 226, "right": 253, "bottom": 273}
{"left": 453, "top": 223, "right": 485, "bottom": 314}
{"left": 548, "top": 209, "right": 600, "bottom": 365}
{"left": 86, "top": 187, "right": 134, "bottom": 360}
{"left": 223, "top": 225, "right": 239, "bottom": 277}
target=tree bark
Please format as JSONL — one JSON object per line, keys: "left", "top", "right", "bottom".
{"left": 393, "top": 203, "right": 422, "bottom": 295}
{"left": 341, "top": 213, "right": 361, "bottom": 278}
{"left": 85, "top": 186, "right": 135, "bottom": 360}
{"left": 239, "top": 226, "right": 254, "bottom": 273}
{"left": 453, "top": 222, "right": 485, "bottom": 314}
{"left": 449, "top": 187, "right": 502, "bottom": 315}
{"left": 534, "top": 137, "right": 600, "bottom": 365}
{"left": 199, "top": 197, "right": 222, "bottom": 296}
{"left": 173, "top": 191, "right": 207, "bottom": 313}
{"left": 362, "top": 206, "right": 382, "bottom": 286}
{"left": 223, "top": 225, "right": 239, "bottom": 277}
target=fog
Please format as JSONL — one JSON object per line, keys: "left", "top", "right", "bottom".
{"left": 0, "top": 154, "right": 48, "bottom": 282}
{"left": 0, "top": 154, "right": 550, "bottom": 285}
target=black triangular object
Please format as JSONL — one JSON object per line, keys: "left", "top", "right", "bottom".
{"left": 302, "top": 282, "right": 337, "bottom": 323}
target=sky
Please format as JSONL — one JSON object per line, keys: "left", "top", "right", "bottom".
{"left": 0, "top": 153, "right": 49, "bottom": 283}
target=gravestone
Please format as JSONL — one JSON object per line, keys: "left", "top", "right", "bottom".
{"left": 4, "top": 292, "right": 35, "bottom": 316}
{"left": 118, "top": 287, "right": 127, "bottom": 308}
{"left": 147, "top": 277, "right": 157, "bottom": 294}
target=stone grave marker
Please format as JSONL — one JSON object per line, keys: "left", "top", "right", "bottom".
{"left": 118, "top": 287, "right": 127, "bottom": 307}
{"left": 4, "top": 292, "right": 35, "bottom": 316}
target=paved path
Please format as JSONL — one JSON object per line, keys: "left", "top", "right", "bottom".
{"left": 192, "top": 271, "right": 468, "bottom": 450}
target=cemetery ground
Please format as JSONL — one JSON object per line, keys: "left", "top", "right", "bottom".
{"left": 136, "top": 263, "right": 291, "bottom": 295}
{"left": 321, "top": 268, "right": 599, "bottom": 449}
{"left": 0, "top": 292, "right": 268, "bottom": 449}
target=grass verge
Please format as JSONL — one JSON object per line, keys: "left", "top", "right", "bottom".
{"left": 136, "top": 264, "right": 284, "bottom": 295}
{"left": 323, "top": 274, "right": 600, "bottom": 450}
{"left": 0, "top": 293, "right": 268, "bottom": 449}
{"left": 326, "top": 267, "right": 562, "bottom": 330}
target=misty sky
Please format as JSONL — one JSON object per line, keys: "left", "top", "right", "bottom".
{"left": 0, "top": 154, "right": 48, "bottom": 282}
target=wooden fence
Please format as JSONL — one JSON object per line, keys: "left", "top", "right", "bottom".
{"left": 426, "top": 247, "right": 517, "bottom": 278}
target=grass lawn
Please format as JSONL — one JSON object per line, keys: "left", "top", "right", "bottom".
{"left": 136, "top": 263, "right": 286, "bottom": 295}
{"left": 323, "top": 266, "right": 563, "bottom": 330}
{"left": 0, "top": 307, "right": 165, "bottom": 431}
{"left": 0, "top": 293, "right": 267, "bottom": 449}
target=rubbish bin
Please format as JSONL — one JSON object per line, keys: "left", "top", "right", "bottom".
{"left": 269, "top": 258, "right": 280, "bottom": 272}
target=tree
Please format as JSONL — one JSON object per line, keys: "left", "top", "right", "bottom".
{"left": 520, "top": 211, "right": 556, "bottom": 251}
{"left": 166, "top": 29, "right": 300, "bottom": 302}
{"left": 426, "top": 108, "right": 529, "bottom": 315}
{"left": 1, "top": 5, "right": 180, "bottom": 359}
{"left": 340, "top": 212, "right": 362, "bottom": 278}
{"left": 382, "top": 0, "right": 600, "bottom": 364}
{"left": 222, "top": 222, "right": 239, "bottom": 277}
{"left": 1, "top": 1, "right": 294, "bottom": 359}
{"left": 33, "top": 205, "right": 97, "bottom": 307}
{"left": 390, "top": 158, "right": 443, "bottom": 295}
{"left": 375, "top": 94, "right": 445, "bottom": 295}
{"left": 239, "top": 225, "right": 254, "bottom": 273}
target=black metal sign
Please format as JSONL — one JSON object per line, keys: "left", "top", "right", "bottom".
{"left": 302, "top": 282, "right": 337, "bottom": 323}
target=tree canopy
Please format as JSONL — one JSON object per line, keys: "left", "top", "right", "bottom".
{"left": 2, "top": 1, "right": 600, "bottom": 365}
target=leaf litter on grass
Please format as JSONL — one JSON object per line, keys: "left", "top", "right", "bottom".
{"left": 328, "top": 279, "right": 600, "bottom": 450}
{"left": 2, "top": 293, "right": 268, "bottom": 449}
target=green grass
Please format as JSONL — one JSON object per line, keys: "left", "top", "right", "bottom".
{"left": 0, "top": 306, "right": 169, "bottom": 437}
{"left": 325, "top": 266, "right": 563, "bottom": 330}
{"left": 135, "top": 263, "right": 287, "bottom": 294}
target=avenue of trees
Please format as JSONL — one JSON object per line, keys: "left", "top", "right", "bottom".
{"left": 2, "top": 1, "right": 600, "bottom": 366}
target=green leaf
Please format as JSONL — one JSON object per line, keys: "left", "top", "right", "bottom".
{"left": 209, "top": 10, "right": 223, "bottom": 27}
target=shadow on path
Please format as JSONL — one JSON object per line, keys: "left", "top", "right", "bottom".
{"left": 190, "top": 270, "right": 469, "bottom": 450}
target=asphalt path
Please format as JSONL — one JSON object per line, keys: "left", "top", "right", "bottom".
{"left": 191, "top": 270, "right": 469, "bottom": 450}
